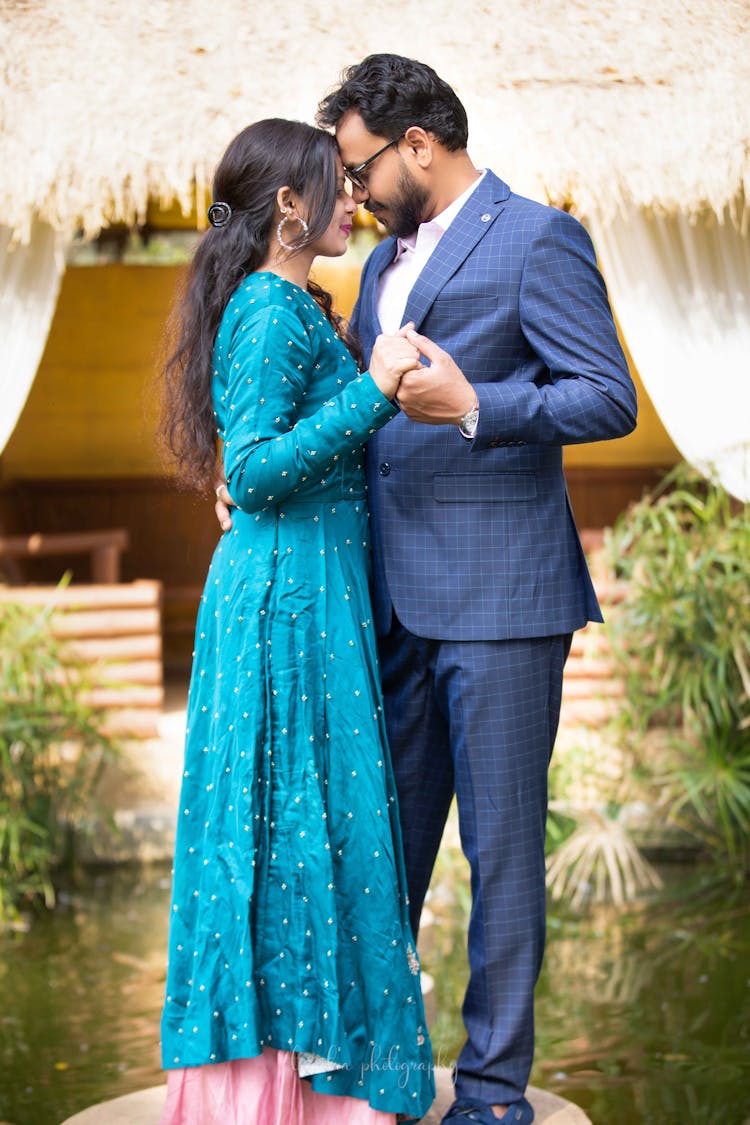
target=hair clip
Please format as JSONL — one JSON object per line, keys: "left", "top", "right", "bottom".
{"left": 207, "top": 201, "right": 233, "bottom": 228}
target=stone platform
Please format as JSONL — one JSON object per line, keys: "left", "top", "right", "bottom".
{"left": 61, "top": 1068, "right": 590, "bottom": 1124}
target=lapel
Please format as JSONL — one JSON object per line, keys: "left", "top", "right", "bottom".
{"left": 364, "top": 238, "right": 398, "bottom": 339}
{"left": 401, "top": 170, "right": 511, "bottom": 331}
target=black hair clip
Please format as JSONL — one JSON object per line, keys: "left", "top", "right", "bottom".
{"left": 207, "top": 201, "right": 233, "bottom": 228}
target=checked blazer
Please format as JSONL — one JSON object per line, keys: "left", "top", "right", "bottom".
{"left": 351, "top": 170, "right": 637, "bottom": 641}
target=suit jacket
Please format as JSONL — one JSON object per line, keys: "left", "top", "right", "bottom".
{"left": 351, "top": 171, "right": 637, "bottom": 640}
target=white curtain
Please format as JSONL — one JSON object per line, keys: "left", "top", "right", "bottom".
{"left": 0, "top": 220, "right": 66, "bottom": 455}
{"left": 587, "top": 206, "right": 750, "bottom": 502}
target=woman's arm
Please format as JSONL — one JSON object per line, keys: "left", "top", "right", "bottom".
{"left": 221, "top": 304, "right": 399, "bottom": 513}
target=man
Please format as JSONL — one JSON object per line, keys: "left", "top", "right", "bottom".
{"left": 317, "top": 54, "right": 636, "bottom": 1125}
{"left": 220, "top": 54, "right": 636, "bottom": 1124}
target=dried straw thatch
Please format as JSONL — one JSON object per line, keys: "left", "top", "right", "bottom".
{"left": 1, "top": 0, "right": 748, "bottom": 242}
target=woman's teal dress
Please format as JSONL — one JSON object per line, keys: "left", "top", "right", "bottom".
{"left": 161, "top": 273, "right": 435, "bottom": 1120}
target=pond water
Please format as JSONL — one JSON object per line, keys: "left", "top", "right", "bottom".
{"left": 0, "top": 858, "right": 748, "bottom": 1125}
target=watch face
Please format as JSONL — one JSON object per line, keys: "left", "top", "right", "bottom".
{"left": 459, "top": 405, "right": 479, "bottom": 437}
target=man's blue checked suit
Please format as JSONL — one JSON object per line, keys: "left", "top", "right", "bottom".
{"left": 351, "top": 171, "right": 637, "bottom": 1106}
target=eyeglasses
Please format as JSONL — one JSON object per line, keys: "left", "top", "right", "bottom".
{"left": 343, "top": 133, "right": 405, "bottom": 192}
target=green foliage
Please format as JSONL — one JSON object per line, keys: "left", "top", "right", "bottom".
{"left": 606, "top": 463, "right": 750, "bottom": 876}
{"left": 545, "top": 805, "right": 578, "bottom": 855}
{"left": 546, "top": 727, "right": 664, "bottom": 908}
{"left": 0, "top": 593, "right": 119, "bottom": 928}
{"left": 546, "top": 805, "right": 663, "bottom": 910}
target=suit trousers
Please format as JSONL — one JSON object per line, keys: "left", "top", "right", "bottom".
{"left": 377, "top": 615, "right": 571, "bottom": 1104}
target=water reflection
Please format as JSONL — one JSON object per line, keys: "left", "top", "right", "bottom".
{"left": 0, "top": 870, "right": 169, "bottom": 1125}
{"left": 425, "top": 853, "right": 750, "bottom": 1125}
{"left": 0, "top": 860, "right": 748, "bottom": 1125}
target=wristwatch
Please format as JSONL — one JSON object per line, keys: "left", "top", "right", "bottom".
{"left": 458, "top": 399, "right": 479, "bottom": 439}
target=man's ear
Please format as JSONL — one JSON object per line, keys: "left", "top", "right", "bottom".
{"left": 402, "top": 126, "right": 433, "bottom": 169}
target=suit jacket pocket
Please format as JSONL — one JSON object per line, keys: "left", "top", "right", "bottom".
{"left": 433, "top": 472, "right": 537, "bottom": 503}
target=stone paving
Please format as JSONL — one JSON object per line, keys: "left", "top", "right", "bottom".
{"left": 61, "top": 1069, "right": 591, "bottom": 1124}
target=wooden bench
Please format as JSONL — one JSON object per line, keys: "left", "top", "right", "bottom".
{"left": 0, "top": 528, "right": 130, "bottom": 584}
{"left": 0, "top": 579, "right": 164, "bottom": 738}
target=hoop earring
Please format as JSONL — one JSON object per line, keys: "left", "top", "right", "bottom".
{"left": 276, "top": 212, "right": 309, "bottom": 251}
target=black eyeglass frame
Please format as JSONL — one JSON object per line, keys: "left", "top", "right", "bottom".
{"left": 343, "top": 133, "right": 406, "bottom": 191}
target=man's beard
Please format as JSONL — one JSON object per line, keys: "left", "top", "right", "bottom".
{"left": 366, "top": 167, "right": 430, "bottom": 239}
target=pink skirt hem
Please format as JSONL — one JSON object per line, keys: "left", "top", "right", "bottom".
{"left": 160, "top": 1049, "right": 397, "bottom": 1125}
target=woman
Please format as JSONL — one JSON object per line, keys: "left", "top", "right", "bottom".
{"left": 159, "top": 119, "right": 435, "bottom": 1124}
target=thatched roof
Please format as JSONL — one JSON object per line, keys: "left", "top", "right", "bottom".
{"left": 2, "top": 0, "right": 748, "bottom": 242}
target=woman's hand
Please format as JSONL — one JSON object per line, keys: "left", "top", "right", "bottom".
{"left": 368, "top": 325, "right": 421, "bottom": 400}
{"left": 214, "top": 481, "right": 235, "bottom": 531}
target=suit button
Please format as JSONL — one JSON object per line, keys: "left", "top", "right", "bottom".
{"left": 379, "top": 462, "right": 391, "bottom": 476}
{"left": 489, "top": 440, "right": 500, "bottom": 448}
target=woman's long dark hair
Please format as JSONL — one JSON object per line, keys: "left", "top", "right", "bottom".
{"left": 162, "top": 119, "right": 346, "bottom": 490}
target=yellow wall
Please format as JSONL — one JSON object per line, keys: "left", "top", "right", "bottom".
{"left": 1, "top": 260, "right": 677, "bottom": 482}
{"left": 2, "top": 265, "right": 180, "bottom": 479}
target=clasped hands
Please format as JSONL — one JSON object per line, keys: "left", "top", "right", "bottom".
{"left": 370, "top": 323, "right": 477, "bottom": 427}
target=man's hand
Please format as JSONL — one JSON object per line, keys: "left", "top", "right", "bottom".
{"left": 214, "top": 482, "right": 235, "bottom": 531}
{"left": 397, "top": 329, "right": 477, "bottom": 425}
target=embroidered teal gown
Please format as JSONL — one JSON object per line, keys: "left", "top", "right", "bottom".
{"left": 161, "top": 273, "right": 435, "bottom": 1121}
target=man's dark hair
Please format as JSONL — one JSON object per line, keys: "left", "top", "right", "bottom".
{"left": 317, "top": 53, "right": 469, "bottom": 151}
